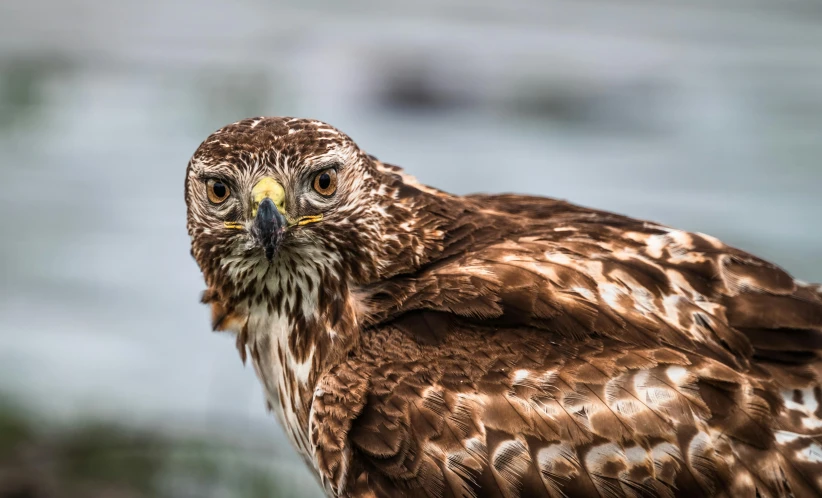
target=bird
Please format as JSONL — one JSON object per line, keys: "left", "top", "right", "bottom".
{"left": 184, "top": 117, "right": 822, "bottom": 498}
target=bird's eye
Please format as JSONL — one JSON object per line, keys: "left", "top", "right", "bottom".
{"left": 313, "top": 168, "right": 337, "bottom": 196}
{"left": 207, "top": 179, "right": 230, "bottom": 204}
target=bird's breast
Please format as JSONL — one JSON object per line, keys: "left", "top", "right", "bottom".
{"left": 247, "top": 307, "right": 316, "bottom": 459}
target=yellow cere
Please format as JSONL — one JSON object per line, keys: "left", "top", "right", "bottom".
{"left": 251, "top": 177, "right": 286, "bottom": 217}
{"left": 248, "top": 177, "right": 324, "bottom": 227}
{"left": 224, "top": 222, "right": 245, "bottom": 230}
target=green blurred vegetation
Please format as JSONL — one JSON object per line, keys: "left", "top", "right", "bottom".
{"left": 0, "top": 56, "right": 70, "bottom": 132}
{"left": 0, "top": 395, "right": 299, "bottom": 498}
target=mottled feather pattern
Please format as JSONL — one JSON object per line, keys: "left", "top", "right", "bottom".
{"left": 185, "top": 117, "right": 822, "bottom": 497}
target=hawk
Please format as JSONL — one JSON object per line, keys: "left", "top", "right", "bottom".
{"left": 185, "top": 117, "right": 822, "bottom": 498}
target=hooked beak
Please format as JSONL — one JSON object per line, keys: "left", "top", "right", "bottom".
{"left": 250, "top": 178, "right": 287, "bottom": 261}
{"left": 227, "top": 177, "right": 323, "bottom": 260}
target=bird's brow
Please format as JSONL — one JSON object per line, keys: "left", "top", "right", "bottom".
{"left": 196, "top": 162, "right": 242, "bottom": 181}
{"left": 303, "top": 160, "right": 343, "bottom": 176}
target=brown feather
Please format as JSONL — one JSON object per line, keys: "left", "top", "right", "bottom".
{"left": 184, "top": 117, "right": 822, "bottom": 498}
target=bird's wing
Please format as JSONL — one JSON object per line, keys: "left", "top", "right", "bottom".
{"left": 312, "top": 195, "right": 822, "bottom": 497}
{"left": 366, "top": 196, "right": 822, "bottom": 374}
{"left": 314, "top": 324, "right": 822, "bottom": 498}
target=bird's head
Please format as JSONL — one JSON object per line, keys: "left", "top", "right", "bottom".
{"left": 185, "top": 117, "right": 399, "bottom": 308}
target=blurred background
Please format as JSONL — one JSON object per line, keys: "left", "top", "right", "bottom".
{"left": 0, "top": 0, "right": 820, "bottom": 496}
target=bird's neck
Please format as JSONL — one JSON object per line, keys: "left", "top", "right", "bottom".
{"left": 231, "top": 248, "right": 362, "bottom": 457}
{"left": 354, "top": 173, "right": 483, "bottom": 283}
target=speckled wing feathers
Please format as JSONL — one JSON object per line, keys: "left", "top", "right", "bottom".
{"left": 313, "top": 189, "right": 822, "bottom": 497}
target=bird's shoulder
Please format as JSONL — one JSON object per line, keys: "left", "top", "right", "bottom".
{"left": 365, "top": 192, "right": 822, "bottom": 371}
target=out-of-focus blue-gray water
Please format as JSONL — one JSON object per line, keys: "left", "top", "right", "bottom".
{"left": 0, "top": 0, "right": 820, "bottom": 495}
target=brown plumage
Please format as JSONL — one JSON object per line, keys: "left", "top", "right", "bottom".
{"left": 185, "top": 117, "right": 822, "bottom": 498}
